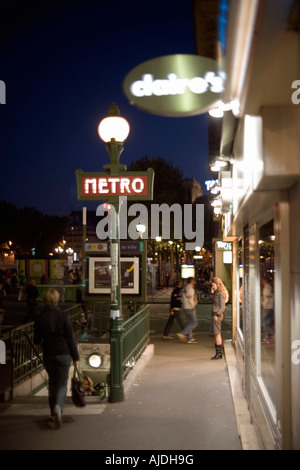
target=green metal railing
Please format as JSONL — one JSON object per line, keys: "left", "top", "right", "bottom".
{"left": 122, "top": 304, "right": 150, "bottom": 379}
{"left": 10, "top": 304, "right": 82, "bottom": 396}
{"left": 9, "top": 303, "right": 150, "bottom": 399}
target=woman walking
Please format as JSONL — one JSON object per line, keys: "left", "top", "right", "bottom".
{"left": 210, "top": 277, "right": 229, "bottom": 360}
{"left": 34, "top": 288, "right": 79, "bottom": 428}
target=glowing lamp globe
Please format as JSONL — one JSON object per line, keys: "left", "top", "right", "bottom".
{"left": 98, "top": 115, "right": 130, "bottom": 143}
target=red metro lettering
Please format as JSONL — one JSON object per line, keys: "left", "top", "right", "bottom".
{"left": 82, "top": 176, "right": 148, "bottom": 197}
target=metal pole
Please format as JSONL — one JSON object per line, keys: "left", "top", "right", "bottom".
{"left": 104, "top": 134, "right": 125, "bottom": 402}
{"left": 82, "top": 207, "right": 87, "bottom": 302}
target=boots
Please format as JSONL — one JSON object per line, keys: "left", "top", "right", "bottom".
{"left": 211, "top": 343, "right": 223, "bottom": 360}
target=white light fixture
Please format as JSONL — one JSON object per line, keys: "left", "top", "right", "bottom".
{"left": 209, "top": 155, "right": 232, "bottom": 173}
{"left": 210, "top": 183, "right": 221, "bottom": 195}
{"left": 98, "top": 116, "right": 130, "bottom": 143}
{"left": 209, "top": 107, "right": 224, "bottom": 118}
{"left": 136, "top": 223, "right": 146, "bottom": 233}
{"left": 215, "top": 159, "right": 228, "bottom": 168}
{"left": 136, "top": 223, "right": 146, "bottom": 238}
{"left": 88, "top": 354, "right": 102, "bottom": 368}
{"left": 211, "top": 198, "right": 221, "bottom": 207}
{"left": 211, "top": 164, "right": 221, "bottom": 172}
{"left": 208, "top": 100, "right": 240, "bottom": 118}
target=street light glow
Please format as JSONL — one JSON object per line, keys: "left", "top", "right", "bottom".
{"left": 98, "top": 116, "right": 130, "bottom": 143}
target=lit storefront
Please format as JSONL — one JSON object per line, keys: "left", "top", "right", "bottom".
{"left": 211, "top": 0, "right": 300, "bottom": 450}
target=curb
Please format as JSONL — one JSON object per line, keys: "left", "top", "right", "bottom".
{"left": 224, "top": 341, "right": 262, "bottom": 450}
{"left": 123, "top": 344, "right": 155, "bottom": 396}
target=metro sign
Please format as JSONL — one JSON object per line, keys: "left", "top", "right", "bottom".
{"left": 76, "top": 168, "right": 154, "bottom": 201}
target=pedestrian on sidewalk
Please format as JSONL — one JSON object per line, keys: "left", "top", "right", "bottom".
{"left": 210, "top": 277, "right": 229, "bottom": 360}
{"left": 177, "top": 277, "right": 198, "bottom": 344}
{"left": 23, "top": 279, "right": 39, "bottom": 323}
{"left": 163, "top": 280, "right": 185, "bottom": 339}
{"left": 0, "top": 282, "right": 6, "bottom": 337}
{"left": 18, "top": 271, "right": 26, "bottom": 301}
{"left": 34, "top": 288, "right": 79, "bottom": 429}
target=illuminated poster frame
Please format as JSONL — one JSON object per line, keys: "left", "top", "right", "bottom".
{"left": 88, "top": 257, "right": 140, "bottom": 294}
{"left": 181, "top": 264, "right": 195, "bottom": 279}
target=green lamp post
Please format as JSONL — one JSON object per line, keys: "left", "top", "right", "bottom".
{"left": 98, "top": 103, "right": 130, "bottom": 402}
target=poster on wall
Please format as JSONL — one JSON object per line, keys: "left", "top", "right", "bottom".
{"left": 49, "top": 259, "right": 65, "bottom": 279}
{"left": 28, "top": 259, "right": 47, "bottom": 279}
{"left": 88, "top": 257, "right": 140, "bottom": 294}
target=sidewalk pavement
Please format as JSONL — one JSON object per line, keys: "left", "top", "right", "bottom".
{"left": 0, "top": 300, "right": 261, "bottom": 452}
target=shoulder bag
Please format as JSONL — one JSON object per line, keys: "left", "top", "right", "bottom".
{"left": 71, "top": 365, "right": 86, "bottom": 407}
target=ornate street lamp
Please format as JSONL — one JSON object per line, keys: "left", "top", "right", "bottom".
{"left": 98, "top": 103, "right": 130, "bottom": 402}
{"left": 98, "top": 103, "right": 130, "bottom": 173}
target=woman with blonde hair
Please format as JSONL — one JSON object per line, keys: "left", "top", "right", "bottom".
{"left": 34, "top": 288, "right": 79, "bottom": 428}
{"left": 81, "top": 375, "right": 96, "bottom": 396}
{"left": 210, "top": 277, "right": 229, "bottom": 360}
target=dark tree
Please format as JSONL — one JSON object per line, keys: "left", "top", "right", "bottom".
{"left": 0, "top": 200, "right": 66, "bottom": 257}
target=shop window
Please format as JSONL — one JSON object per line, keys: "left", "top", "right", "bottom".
{"left": 259, "top": 219, "right": 275, "bottom": 405}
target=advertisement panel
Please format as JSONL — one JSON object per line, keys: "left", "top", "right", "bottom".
{"left": 123, "top": 54, "right": 224, "bottom": 117}
{"left": 28, "top": 259, "right": 46, "bottom": 278}
{"left": 49, "top": 259, "right": 65, "bottom": 279}
{"left": 88, "top": 257, "right": 139, "bottom": 294}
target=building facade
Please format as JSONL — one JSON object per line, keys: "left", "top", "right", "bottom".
{"left": 209, "top": 0, "right": 300, "bottom": 450}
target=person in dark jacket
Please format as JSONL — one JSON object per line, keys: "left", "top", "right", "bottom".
{"left": 162, "top": 280, "right": 185, "bottom": 339}
{"left": 34, "top": 288, "right": 79, "bottom": 429}
{"left": 210, "top": 277, "right": 229, "bottom": 360}
{"left": 0, "top": 282, "right": 6, "bottom": 337}
{"left": 23, "top": 279, "right": 39, "bottom": 323}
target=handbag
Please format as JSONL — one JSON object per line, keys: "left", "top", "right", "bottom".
{"left": 71, "top": 365, "right": 86, "bottom": 407}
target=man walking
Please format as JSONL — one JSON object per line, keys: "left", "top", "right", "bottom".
{"left": 177, "top": 277, "right": 198, "bottom": 344}
{"left": 23, "top": 279, "right": 39, "bottom": 324}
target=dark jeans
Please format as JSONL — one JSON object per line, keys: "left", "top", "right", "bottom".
{"left": 164, "top": 309, "right": 185, "bottom": 336}
{"left": 180, "top": 309, "right": 198, "bottom": 341}
{"left": 44, "top": 354, "right": 72, "bottom": 414}
{"left": 262, "top": 308, "right": 274, "bottom": 337}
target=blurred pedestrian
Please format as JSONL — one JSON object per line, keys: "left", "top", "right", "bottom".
{"left": 34, "top": 288, "right": 79, "bottom": 429}
{"left": 18, "top": 271, "right": 26, "bottom": 301}
{"left": 19, "top": 270, "right": 26, "bottom": 287}
{"left": 163, "top": 280, "right": 184, "bottom": 339}
{"left": 177, "top": 277, "right": 198, "bottom": 344}
{"left": 11, "top": 271, "right": 19, "bottom": 294}
{"left": 81, "top": 375, "right": 95, "bottom": 396}
{"left": 261, "top": 275, "right": 274, "bottom": 343}
{"left": 23, "top": 279, "right": 39, "bottom": 323}
{"left": 0, "top": 282, "right": 6, "bottom": 337}
{"left": 210, "top": 277, "right": 229, "bottom": 360}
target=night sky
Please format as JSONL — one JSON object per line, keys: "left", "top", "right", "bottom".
{"left": 0, "top": 0, "right": 211, "bottom": 217}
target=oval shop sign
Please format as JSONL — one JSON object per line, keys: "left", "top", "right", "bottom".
{"left": 123, "top": 54, "right": 225, "bottom": 117}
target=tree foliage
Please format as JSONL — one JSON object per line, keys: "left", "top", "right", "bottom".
{"left": 0, "top": 200, "right": 66, "bottom": 257}
{"left": 128, "top": 156, "right": 186, "bottom": 206}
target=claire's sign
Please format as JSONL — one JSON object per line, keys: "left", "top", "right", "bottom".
{"left": 123, "top": 54, "right": 225, "bottom": 117}
{"left": 76, "top": 168, "right": 154, "bottom": 201}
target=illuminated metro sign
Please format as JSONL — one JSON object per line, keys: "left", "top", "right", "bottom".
{"left": 76, "top": 168, "right": 154, "bottom": 201}
{"left": 123, "top": 54, "right": 225, "bottom": 117}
